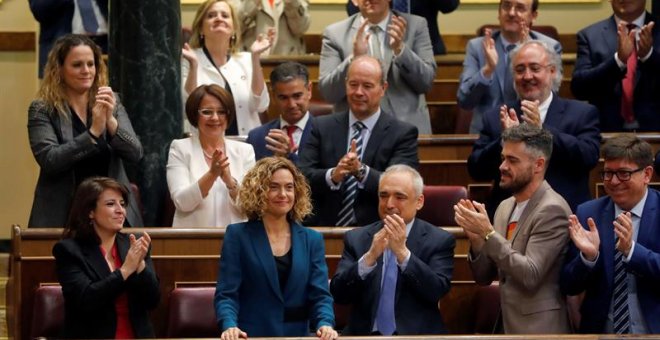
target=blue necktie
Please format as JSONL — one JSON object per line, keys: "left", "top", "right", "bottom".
{"left": 375, "top": 250, "right": 397, "bottom": 335}
{"left": 503, "top": 44, "right": 517, "bottom": 102}
{"left": 336, "top": 122, "right": 365, "bottom": 226}
{"left": 392, "top": 0, "right": 409, "bottom": 13}
{"left": 78, "top": 0, "right": 100, "bottom": 34}
{"left": 612, "top": 233, "right": 630, "bottom": 334}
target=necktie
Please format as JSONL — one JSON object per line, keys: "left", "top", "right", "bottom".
{"left": 78, "top": 0, "right": 100, "bottom": 34}
{"left": 392, "top": 0, "right": 409, "bottom": 13}
{"left": 284, "top": 125, "right": 297, "bottom": 150}
{"left": 506, "top": 221, "right": 517, "bottom": 240}
{"left": 503, "top": 44, "right": 517, "bottom": 102}
{"left": 336, "top": 122, "right": 365, "bottom": 226}
{"left": 369, "top": 26, "right": 383, "bottom": 60}
{"left": 612, "top": 219, "right": 630, "bottom": 334}
{"left": 620, "top": 24, "right": 637, "bottom": 124}
{"left": 375, "top": 250, "right": 397, "bottom": 335}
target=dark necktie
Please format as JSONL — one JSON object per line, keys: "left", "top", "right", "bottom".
{"left": 284, "top": 125, "right": 297, "bottom": 150}
{"left": 78, "top": 0, "right": 100, "bottom": 34}
{"left": 392, "top": 0, "right": 409, "bottom": 13}
{"left": 620, "top": 24, "right": 637, "bottom": 124}
{"left": 612, "top": 214, "right": 631, "bottom": 334}
{"left": 336, "top": 121, "right": 365, "bottom": 226}
{"left": 503, "top": 44, "right": 517, "bottom": 102}
{"left": 375, "top": 250, "right": 397, "bottom": 335}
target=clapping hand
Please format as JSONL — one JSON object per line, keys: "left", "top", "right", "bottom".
{"left": 251, "top": 27, "right": 275, "bottom": 55}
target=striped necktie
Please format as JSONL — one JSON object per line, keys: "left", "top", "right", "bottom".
{"left": 336, "top": 121, "right": 365, "bottom": 226}
{"left": 612, "top": 230, "right": 630, "bottom": 334}
{"left": 78, "top": 0, "right": 100, "bottom": 34}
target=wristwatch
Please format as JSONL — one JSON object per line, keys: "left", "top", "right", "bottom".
{"left": 355, "top": 164, "right": 367, "bottom": 181}
{"left": 484, "top": 229, "right": 497, "bottom": 241}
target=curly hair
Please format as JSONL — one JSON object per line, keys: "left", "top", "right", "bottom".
{"left": 63, "top": 177, "right": 129, "bottom": 244}
{"left": 189, "top": 0, "right": 242, "bottom": 55}
{"left": 38, "top": 34, "right": 108, "bottom": 117}
{"left": 238, "top": 157, "right": 312, "bottom": 222}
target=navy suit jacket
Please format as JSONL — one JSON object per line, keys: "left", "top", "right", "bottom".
{"left": 245, "top": 115, "right": 314, "bottom": 163}
{"left": 29, "top": 0, "right": 109, "bottom": 78}
{"left": 468, "top": 95, "right": 601, "bottom": 216}
{"left": 345, "top": 0, "right": 459, "bottom": 55}
{"left": 571, "top": 13, "right": 660, "bottom": 132}
{"left": 52, "top": 233, "right": 160, "bottom": 339}
{"left": 214, "top": 221, "right": 335, "bottom": 336}
{"left": 561, "top": 189, "right": 660, "bottom": 333}
{"left": 330, "top": 218, "right": 455, "bottom": 334}
{"left": 298, "top": 111, "right": 419, "bottom": 226}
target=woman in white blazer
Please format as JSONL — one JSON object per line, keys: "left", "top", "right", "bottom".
{"left": 182, "top": 0, "right": 272, "bottom": 135}
{"left": 167, "top": 85, "right": 256, "bottom": 227}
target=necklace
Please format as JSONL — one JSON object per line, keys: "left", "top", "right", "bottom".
{"left": 203, "top": 149, "right": 214, "bottom": 159}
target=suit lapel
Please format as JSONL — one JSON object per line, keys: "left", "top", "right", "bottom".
{"left": 603, "top": 17, "right": 618, "bottom": 56}
{"left": 494, "top": 33, "right": 508, "bottom": 99}
{"left": 334, "top": 113, "right": 351, "bottom": 160}
{"left": 82, "top": 241, "right": 111, "bottom": 279}
{"left": 510, "top": 181, "right": 551, "bottom": 243}
{"left": 600, "top": 199, "right": 617, "bottom": 287}
{"left": 637, "top": 190, "right": 659, "bottom": 255}
{"left": 59, "top": 106, "right": 74, "bottom": 143}
{"left": 283, "top": 223, "right": 305, "bottom": 298}
{"left": 299, "top": 115, "right": 314, "bottom": 151}
{"left": 190, "top": 136, "right": 211, "bottom": 181}
{"left": 494, "top": 197, "right": 516, "bottom": 237}
{"left": 542, "top": 95, "right": 564, "bottom": 128}
{"left": 362, "top": 114, "right": 389, "bottom": 165}
{"left": 248, "top": 221, "right": 284, "bottom": 301}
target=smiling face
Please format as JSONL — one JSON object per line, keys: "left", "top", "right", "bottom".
{"left": 201, "top": 1, "right": 234, "bottom": 40}
{"left": 603, "top": 158, "right": 652, "bottom": 211}
{"left": 264, "top": 168, "right": 296, "bottom": 219}
{"left": 197, "top": 94, "right": 228, "bottom": 139}
{"left": 610, "top": 0, "right": 646, "bottom": 22}
{"left": 498, "top": 0, "right": 537, "bottom": 39}
{"left": 499, "top": 141, "right": 537, "bottom": 194}
{"left": 513, "top": 43, "right": 555, "bottom": 102}
{"left": 353, "top": 0, "right": 391, "bottom": 23}
{"left": 273, "top": 78, "right": 312, "bottom": 125}
{"left": 61, "top": 45, "right": 96, "bottom": 95}
{"left": 89, "top": 188, "right": 126, "bottom": 236}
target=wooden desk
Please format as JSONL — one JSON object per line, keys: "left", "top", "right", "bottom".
{"left": 8, "top": 226, "right": 477, "bottom": 340}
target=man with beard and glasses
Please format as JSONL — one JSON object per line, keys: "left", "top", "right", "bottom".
{"left": 467, "top": 40, "right": 601, "bottom": 219}
{"left": 455, "top": 124, "right": 571, "bottom": 334}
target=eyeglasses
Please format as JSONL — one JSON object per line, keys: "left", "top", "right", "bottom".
{"left": 500, "top": 1, "right": 530, "bottom": 13}
{"left": 600, "top": 167, "right": 644, "bottom": 181}
{"left": 513, "top": 63, "right": 553, "bottom": 75}
{"left": 198, "top": 109, "right": 228, "bottom": 116}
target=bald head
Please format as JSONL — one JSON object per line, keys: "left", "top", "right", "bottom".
{"left": 345, "top": 55, "right": 388, "bottom": 119}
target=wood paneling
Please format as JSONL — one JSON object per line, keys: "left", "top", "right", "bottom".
{"left": 0, "top": 32, "right": 35, "bottom": 52}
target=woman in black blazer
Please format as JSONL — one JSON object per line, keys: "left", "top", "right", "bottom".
{"left": 53, "top": 177, "right": 159, "bottom": 339}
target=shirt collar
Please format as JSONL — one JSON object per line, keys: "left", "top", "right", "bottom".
{"left": 349, "top": 109, "right": 381, "bottom": 131}
{"left": 538, "top": 91, "right": 553, "bottom": 124}
{"left": 360, "top": 12, "right": 391, "bottom": 32}
{"left": 615, "top": 12, "right": 646, "bottom": 29}
{"left": 614, "top": 188, "right": 649, "bottom": 219}
{"left": 279, "top": 111, "right": 310, "bottom": 131}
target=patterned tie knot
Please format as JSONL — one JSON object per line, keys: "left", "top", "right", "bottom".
{"left": 353, "top": 121, "right": 366, "bottom": 132}
{"left": 505, "top": 44, "right": 516, "bottom": 52}
{"left": 627, "top": 23, "right": 637, "bottom": 31}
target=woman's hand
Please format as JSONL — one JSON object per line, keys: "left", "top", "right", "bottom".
{"left": 316, "top": 325, "right": 338, "bottom": 340}
{"left": 182, "top": 42, "right": 198, "bottom": 66}
{"left": 135, "top": 232, "right": 151, "bottom": 273}
{"left": 120, "top": 233, "right": 149, "bottom": 279}
{"left": 89, "top": 88, "right": 109, "bottom": 138}
{"left": 96, "top": 86, "right": 118, "bottom": 135}
{"left": 210, "top": 149, "right": 232, "bottom": 182}
{"left": 221, "top": 327, "right": 247, "bottom": 340}
{"left": 250, "top": 27, "right": 275, "bottom": 56}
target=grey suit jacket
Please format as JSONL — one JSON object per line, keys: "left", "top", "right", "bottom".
{"left": 27, "top": 96, "right": 144, "bottom": 227}
{"left": 318, "top": 12, "right": 436, "bottom": 134}
{"left": 457, "top": 30, "right": 562, "bottom": 133}
{"left": 469, "top": 181, "right": 571, "bottom": 334}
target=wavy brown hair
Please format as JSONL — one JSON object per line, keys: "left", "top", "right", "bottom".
{"left": 189, "top": 0, "right": 242, "bottom": 55}
{"left": 63, "top": 177, "right": 129, "bottom": 244}
{"left": 238, "top": 157, "right": 312, "bottom": 222}
{"left": 38, "top": 34, "right": 108, "bottom": 117}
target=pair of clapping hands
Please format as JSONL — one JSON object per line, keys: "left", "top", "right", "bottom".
{"left": 119, "top": 232, "right": 151, "bottom": 280}
{"left": 89, "top": 86, "right": 119, "bottom": 139}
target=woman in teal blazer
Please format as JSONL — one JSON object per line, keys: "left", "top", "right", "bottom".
{"left": 214, "top": 157, "right": 337, "bottom": 340}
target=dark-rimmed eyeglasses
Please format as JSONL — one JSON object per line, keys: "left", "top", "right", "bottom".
{"left": 198, "top": 109, "right": 228, "bottom": 116}
{"left": 600, "top": 167, "right": 644, "bottom": 181}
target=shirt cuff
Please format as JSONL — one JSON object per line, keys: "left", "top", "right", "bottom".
{"left": 325, "top": 168, "right": 342, "bottom": 191}
{"left": 640, "top": 47, "right": 653, "bottom": 62}
{"left": 356, "top": 166, "right": 370, "bottom": 188}
{"left": 580, "top": 251, "right": 599, "bottom": 268}
{"left": 614, "top": 52, "right": 626, "bottom": 69}
{"left": 624, "top": 241, "right": 636, "bottom": 262}
{"left": 397, "top": 250, "right": 411, "bottom": 271}
{"left": 358, "top": 254, "right": 377, "bottom": 279}
{"left": 394, "top": 44, "right": 406, "bottom": 58}
{"left": 479, "top": 68, "right": 494, "bottom": 83}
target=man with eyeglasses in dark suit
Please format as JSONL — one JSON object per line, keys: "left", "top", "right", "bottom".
{"left": 468, "top": 40, "right": 601, "bottom": 218}
{"left": 561, "top": 134, "right": 660, "bottom": 334}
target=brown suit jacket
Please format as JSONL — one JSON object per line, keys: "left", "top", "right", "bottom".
{"left": 469, "top": 181, "right": 572, "bottom": 334}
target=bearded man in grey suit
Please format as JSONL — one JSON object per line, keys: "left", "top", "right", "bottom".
{"left": 454, "top": 124, "right": 571, "bottom": 334}
{"left": 318, "top": 0, "right": 436, "bottom": 134}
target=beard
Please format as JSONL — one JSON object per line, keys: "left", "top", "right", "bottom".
{"left": 499, "top": 166, "right": 533, "bottom": 194}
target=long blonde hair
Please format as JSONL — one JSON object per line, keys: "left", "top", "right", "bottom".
{"left": 189, "top": 0, "right": 242, "bottom": 55}
{"left": 38, "top": 34, "right": 108, "bottom": 117}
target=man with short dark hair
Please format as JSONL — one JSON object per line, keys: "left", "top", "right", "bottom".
{"left": 457, "top": 0, "right": 562, "bottom": 133}
{"left": 468, "top": 40, "right": 600, "bottom": 217}
{"left": 571, "top": 0, "right": 660, "bottom": 131}
{"left": 246, "top": 61, "right": 314, "bottom": 163}
{"left": 331, "top": 164, "right": 455, "bottom": 335}
{"left": 561, "top": 135, "right": 660, "bottom": 334}
{"left": 299, "top": 55, "right": 418, "bottom": 227}
{"left": 456, "top": 123, "right": 572, "bottom": 333}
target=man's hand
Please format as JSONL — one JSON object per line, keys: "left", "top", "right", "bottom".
{"left": 353, "top": 20, "right": 371, "bottom": 57}
{"left": 614, "top": 211, "right": 634, "bottom": 257}
{"left": 638, "top": 22, "right": 656, "bottom": 59}
{"left": 364, "top": 228, "right": 388, "bottom": 267}
{"left": 383, "top": 214, "right": 409, "bottom": 263}
{"left": 265, "top": 129, "right": 294, "bottom": 157}
{"left": 481, "top": 28, "right": 498, "bottom": 78}
{"left": 568, "top": 215, "right": 600, "bottom": 262}
{"left": 388, "top": 14, "right": 407, "bottom": 55}
{"left": 617, "top": 21, "right": 636, "bottom": 62}
{"left": 520, "top": 100, "right": 541, "bottom": 127}
{"left": 454, "top": 199, "right": 493, "bottom": 252}
{"left": 499, "top": 104, "right": 520, "bottom": 130}
{"left": 331, "top": 139, "right": 361, "bottom": 184}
